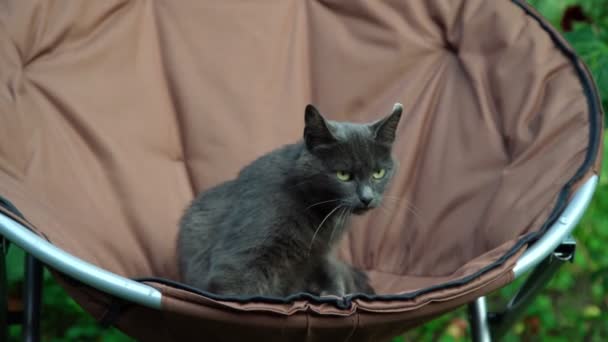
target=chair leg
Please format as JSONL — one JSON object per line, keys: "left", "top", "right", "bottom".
{"left": 23, "top": 254, "right": 42, "bottom": 342}
{"left": 468, "top": 296, "right": 493, "bottom": 342}
{"left": 488, "top": 254, "right": 566, "bottom": 340}
{"left": 1, "top": 240, "right": 8, "bottom": 342}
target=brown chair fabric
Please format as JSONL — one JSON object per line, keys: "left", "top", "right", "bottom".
{"left": 0, "top": 0, "right": 602, "bottom": 340}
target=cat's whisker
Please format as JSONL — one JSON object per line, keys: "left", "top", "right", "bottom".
{"left": 379, "top": 199, "right": 425, "bottom": 226}
{"left": 328, "top": 216, "right": 339, "bottom": 247}
{"left": 386, "top": 202, "right": 423, "bottom": 220}
{"left": 308, "top": 205, "right": 343, "bottom": 257}
{"left": 329, "top": 207, "right": 350, "bottom": 245}
{"left": 378, "top": 205, "right": 391, "bottom": 216}
{"left": 381, "top": 196, "right": 424, "bottom": 218}
{"left": 305, "top": 199, "right": 344, "bottom": 211}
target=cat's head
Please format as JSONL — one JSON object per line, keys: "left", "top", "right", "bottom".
{"left": 295, "top": 103, "right": 403, "bottom": 215}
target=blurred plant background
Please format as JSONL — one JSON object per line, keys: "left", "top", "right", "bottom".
{"left": 5, "top": 0, "right": 608, "bottom": 341}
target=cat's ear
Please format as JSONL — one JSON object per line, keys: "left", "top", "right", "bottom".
{"left": 370, "top": 103, "right": 403, "bottom": 145}
{"left": 304, "top": 104, "right": 336, "bottom": 149}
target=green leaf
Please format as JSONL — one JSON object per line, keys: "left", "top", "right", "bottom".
{"left": 514, "top": 322, "right": 525, "bottom": 335}
{"left": 527, "top": 0, "right": 579, "bottom": 27}
{"left": 583, "top": 305, "right": 601, "bottom": 319}
{"left": 6, "top": 245, "right": 24, "bottom": 285}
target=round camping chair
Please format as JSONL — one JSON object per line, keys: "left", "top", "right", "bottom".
{"left": 0, "top": 1, "right": 603, "bottom": 341}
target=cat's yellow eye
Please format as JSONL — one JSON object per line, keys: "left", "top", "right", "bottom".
{"left": 372, "top": 169, "right": 386, "bottom": 180}
{"left": 336, "top": 171, "right": 352, "bottom": 181}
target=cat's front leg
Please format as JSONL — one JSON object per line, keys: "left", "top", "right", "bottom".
{"left": 203, "top": 265, "right": 283, "bottom": 297}
{"left": 314, "top": 255, "right": 375, "bottom": 296}
{"left": 344, "top": 265, "right": 375, "bottom": 295}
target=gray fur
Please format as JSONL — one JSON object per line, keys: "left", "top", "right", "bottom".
{"left": 178, "top": 104, "right": 402, "bottom": 297}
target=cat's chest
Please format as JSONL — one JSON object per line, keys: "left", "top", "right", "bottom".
{"left": 307, "top": 211, "right": 350, "bottom": 247}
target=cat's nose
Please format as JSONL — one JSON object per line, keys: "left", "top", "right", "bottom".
{"left": 360, "top": 196, "right": 373, "bottom": 207}
{"left": 358, "top": 186, "right": 374, "bottom": 207}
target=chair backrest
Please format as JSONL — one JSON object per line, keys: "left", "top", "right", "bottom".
{"left": 0, "top": 0, "right": 601, "bottom": 298}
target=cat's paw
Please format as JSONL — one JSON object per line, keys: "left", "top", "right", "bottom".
{"left": 348, "top": 267, "right": 375, "bottom": 295}
{"left": 320, "top": 289, "right": 344, "bottom": 298}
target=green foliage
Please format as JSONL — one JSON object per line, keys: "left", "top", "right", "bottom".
{"left": 528, "top": 0, "right": 608, "bottom": 121}
{"left": 4, "top": 0, "right": 608, "bottom": 341}
{"left": 565, "top": 25, "right": 608, "bottom": 116}
{"left": 6, "top": 243, "right": 24, "bottom": 284}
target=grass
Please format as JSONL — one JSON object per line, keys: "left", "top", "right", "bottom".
{"left": 5, "top": 0, "right": 608, "bottom": 341}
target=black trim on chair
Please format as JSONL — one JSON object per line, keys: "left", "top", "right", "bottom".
{"left": 0, "top": 194, "right": 26, "bottom": 256}
{"left": 0, "top": 195, "right": 21, "bottom": 254}
{"left": 0, "top": 196, "right": 24, "bottom": 220}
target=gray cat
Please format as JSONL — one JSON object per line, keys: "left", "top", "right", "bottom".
{"left": 177, "top": 103, "right": 403, "bottom": 298}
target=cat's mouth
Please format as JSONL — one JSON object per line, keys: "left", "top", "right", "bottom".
{"left": 352, "top": 205, "right": 375, "bottom": 215}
